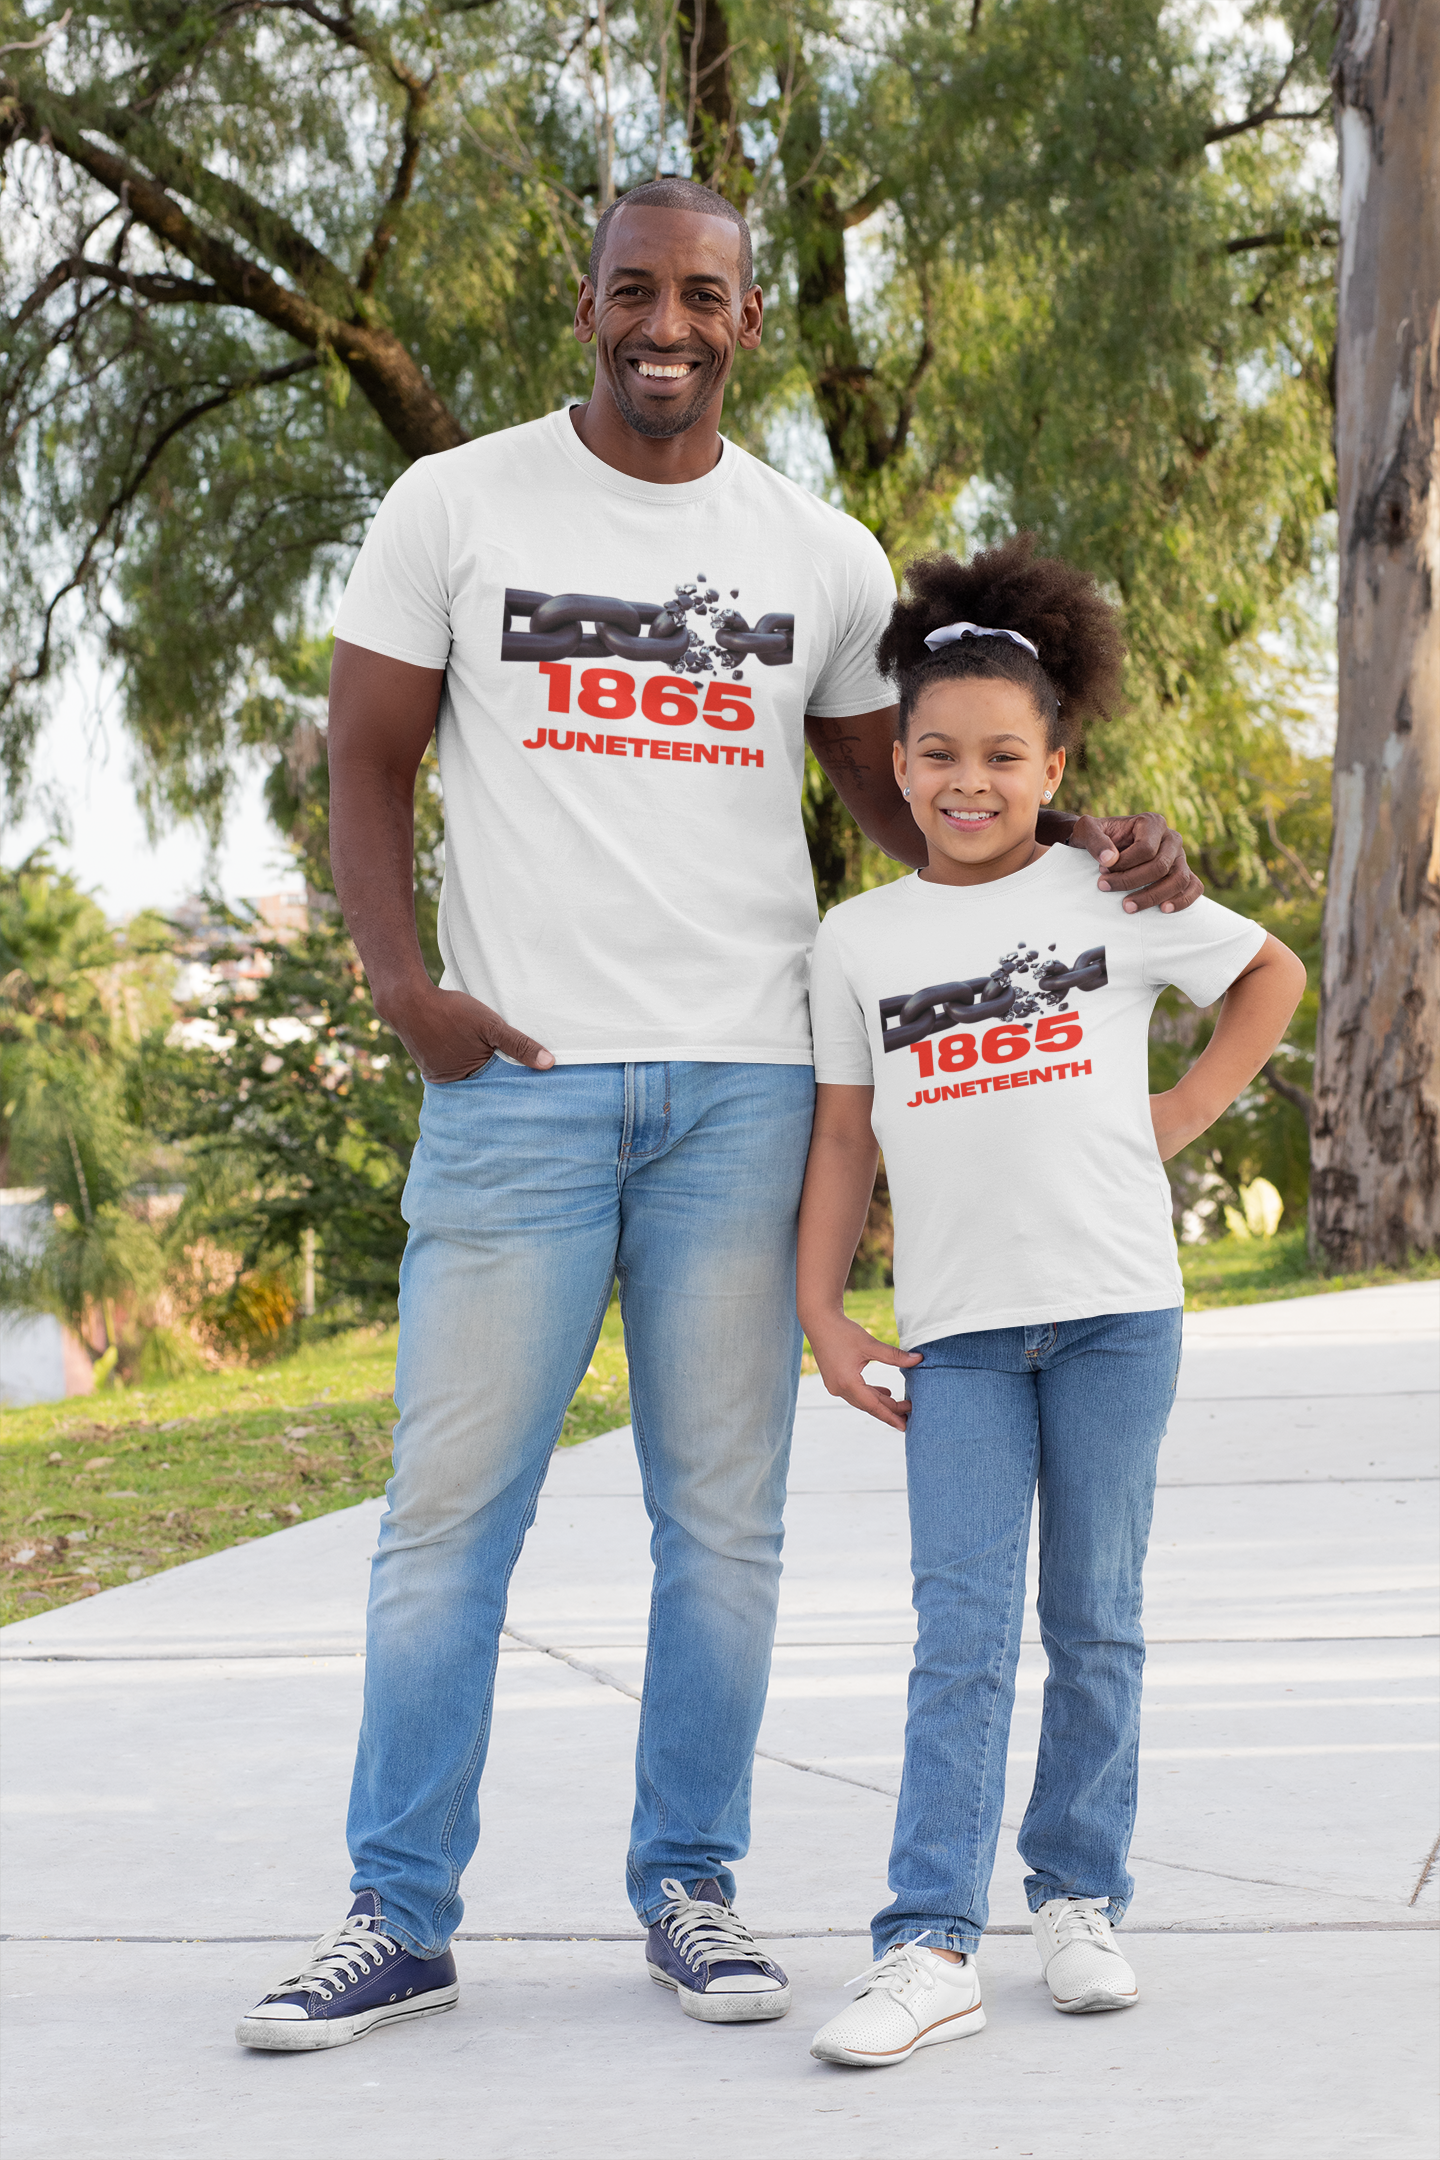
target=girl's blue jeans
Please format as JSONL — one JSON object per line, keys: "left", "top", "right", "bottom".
{"left": 345, "top": 1057, "right": 815, "bottom": 1958}
{"left": 873, "top": 1307, "right": 1184, "bottom": 1958}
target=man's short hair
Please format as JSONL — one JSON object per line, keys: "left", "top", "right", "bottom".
{"left": 588, "top": 179, "right": 754, "bottom": 293}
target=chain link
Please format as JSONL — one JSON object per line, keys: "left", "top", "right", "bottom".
{"left": 501, "top": 588, "right": 794, "bottom": 673}
{"left": 880, "top": 946, "right": 1108, "bottom": 1051}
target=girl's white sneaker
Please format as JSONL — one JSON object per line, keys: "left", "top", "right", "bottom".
{"left": 1031, "top": 1897, "right": 1139, "bottom": 2013}
{"left": 809, "top": 1941, "right": 985, "bottom": 2067}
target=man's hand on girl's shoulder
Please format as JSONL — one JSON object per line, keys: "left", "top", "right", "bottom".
{"left": 1064, "top": 811, "right": 1204, "bottom": 914}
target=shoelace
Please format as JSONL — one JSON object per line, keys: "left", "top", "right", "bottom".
{"left": 844, "top": 1935, "right": 942, "bottom": 1999}
{"left": 1051, "top": 1901, "right": 1115, "bottom": 1952}
{"left": 264, "top": 1914, "right": 401, "bottom": 2002}
{"left": 655, "top": 1879, "right": 776, "bottom": 1974}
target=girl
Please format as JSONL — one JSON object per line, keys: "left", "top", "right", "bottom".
{"left": 798, "top": 537, "right": 1305, "bottom": 2069}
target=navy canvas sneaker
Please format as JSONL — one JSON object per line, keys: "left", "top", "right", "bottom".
{"left": 236, "top": 1891, "right": 459, "bottom": 2051}
{"left": 645, "top": 1877, "right": 791, "bottom": 2023}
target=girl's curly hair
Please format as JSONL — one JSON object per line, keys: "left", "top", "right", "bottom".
{"left": 876, "top": 534, "right": 1126, "bottom": 749}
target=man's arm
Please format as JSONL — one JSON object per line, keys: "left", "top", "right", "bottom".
{"left": 328, "top": 640, "right": 554, "bottom": 1080}
{"left": 804, "top": 706, "right": 1205, "bottom": 912}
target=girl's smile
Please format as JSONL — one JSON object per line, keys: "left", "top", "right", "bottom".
{"left": 894, "top": 675, "right": 1066, "bottom": 889}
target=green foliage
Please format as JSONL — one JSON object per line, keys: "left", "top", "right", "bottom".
{"left": 0, "top": 856, "right": 177, "bottom": 1337}
{"left": 3, "top": 0, "right": 1341, "bottom": 1267}
{"left": 149, "top": 908, "right": 424, "bottom": 1316}
{"left": 1147, "top": 725, "right": 1326, "bottom": 1234}
{"left": 4, "top": 1, "right": 1336, "bottom": 863}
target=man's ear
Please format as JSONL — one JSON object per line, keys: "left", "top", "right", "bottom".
{"left": 737, "top": 284, "right": 765, "bottom": 352}
{"left": 574, "top": 276, "right": 597, "bottom": 346}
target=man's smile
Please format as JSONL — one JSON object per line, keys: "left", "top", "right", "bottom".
{"left": 633, "top": 359, "right": 699, "bottom": 380}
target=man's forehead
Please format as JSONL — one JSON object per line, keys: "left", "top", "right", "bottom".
{"left": 597, "top": 205, "right": 745, "bottom": 282}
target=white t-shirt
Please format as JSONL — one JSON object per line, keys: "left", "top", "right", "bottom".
{"left": 809, "top": 846, "right": 1266, "bottom": 1345}
{"left": 333, "top": 408, "right": 896, "bottom": 1062}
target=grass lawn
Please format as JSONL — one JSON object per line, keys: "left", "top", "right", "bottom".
{"left": 4, "top": 1235, "right": 1432, "bottom": 1626}
{"left": 0, "top": 1299, "right": 629, "bottom": 1629}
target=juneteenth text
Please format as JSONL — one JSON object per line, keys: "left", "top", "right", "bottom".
{"left": 907, "top": 1060, "right": 1092, "bottom": 1109}
{"left": 523, "top": 728, "right": 764, "bottom": 766}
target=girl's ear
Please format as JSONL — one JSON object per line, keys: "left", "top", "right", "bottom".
{"left": 1045, "top": 745, "right": 1066, "bottom": 798}
{"left": 893, "top": 737, "right": 909, "bottom": 792}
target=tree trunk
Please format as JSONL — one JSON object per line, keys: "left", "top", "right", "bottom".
{"left": 677, "top": 0, "right": 750, "bottom": 208}
{"left": 1310, "top": 2, "right": 1440, "bottom": 1268}
{"left": 779, "top": 85, "right": 893, "bottom": 488}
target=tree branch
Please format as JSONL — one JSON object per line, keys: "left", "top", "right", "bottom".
{"left": 1226, "top": 224, "right": 1337, "bottom": 254}
{"left": 1262, "top": 1059, "right": 1315, "bottom": 1124}
{"left": 842, "top": 179, "right": 888, "bottom": 229}
{"left": 889, "top": 262, "right": 935, "bottom": 461}
{"left": 0, "top": 9, "right": 70, "bottom": 60}
{"left": 8, "top": 84, "right": 466, "bottom": 458}
{"left": 27, "top": 256, "right": 226, "bottom": 311}
{"left": 1205, "top": 98, "right": 1329, "bottom": 145}
{"left": 356, "top": 66, "right": 433, "bottom": 293}
{"left": 1264, "top": 804, "right": 1322, "bottom": 893}
{"left": 81, "top": 97, "right": 359, "bottom": 316}
{"left": 6, "top": 357, "right": 320, "bottom": 706}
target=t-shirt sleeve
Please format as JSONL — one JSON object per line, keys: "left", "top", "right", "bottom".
{"left": 804, "top": 524, "right": 896, "bottom": 717}
{"left": 809, "top": 914, "right": 877, "bottom": 1084}
{"left": 1140, "top": 896, "right": 1268, "bottom": 1007}
{"left": 332, "top": 461, "right": 453, "bottom": 668}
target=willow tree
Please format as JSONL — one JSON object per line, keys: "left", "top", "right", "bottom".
{"left": 3, "top": 0, "right": 1336, "bottom": 901}
{"left": 1309, "top": 1, "right": 1440, "bottom": 1267}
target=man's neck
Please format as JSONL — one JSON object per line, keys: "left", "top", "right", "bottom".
{"left": 569, "top": 390, "right": 725, "bottom": 485}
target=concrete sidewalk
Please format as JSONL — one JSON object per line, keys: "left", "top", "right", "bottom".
{"left": 3, "top": 1281, "right": 1437, "bottom": 2158}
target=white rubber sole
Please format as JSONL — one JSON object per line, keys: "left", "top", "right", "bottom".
{"left": 1050, "top": 1984, "right": 1139, "bottom": 2015}
{"left": 810, "top": 1997, "right": 986, "bottom": 2066}
{"left": 647, "top": 1963, "right": 791, "bottom": 2023}
{"left": 235, "top": 1984, "right": 460, "bottom": 2052}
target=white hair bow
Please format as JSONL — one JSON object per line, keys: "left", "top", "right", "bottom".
{"left": 923, "top": 620, "right": 1040, "bottom": 660}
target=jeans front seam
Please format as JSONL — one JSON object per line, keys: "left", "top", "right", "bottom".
{"left": 622, "top": 1276, "right": 669, "bottom": 1914}
{"left": 617, "top": 1061, "right": 636, "bottom": 1184}
{"left": 958, "top": 1407, "right": 1040, "bottom": 1924}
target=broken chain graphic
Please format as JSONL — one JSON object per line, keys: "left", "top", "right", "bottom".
{"left": 501, "top": 586, "right": 795, "bottom": 674}
{"left": 880, "top": 945, "right": 1108, "bottom": 1051}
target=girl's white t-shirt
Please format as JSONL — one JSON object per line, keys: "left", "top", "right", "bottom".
{"left": 808, "top": 847, "right": 1266, "bottom": 1346}
{"left": 333, "top": 408, "right": 896, "bottom": 1063}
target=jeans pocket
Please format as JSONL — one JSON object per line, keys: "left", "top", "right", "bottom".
{"left": 427, "top": 1054, "right": 497, "bottom": 1090}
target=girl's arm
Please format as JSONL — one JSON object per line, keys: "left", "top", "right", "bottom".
{"left": 797, "top": 1083, "right": 921, "bottom": 1431}
{"left": 1150, "top": 932, "right": 1308, "bottom": 1160}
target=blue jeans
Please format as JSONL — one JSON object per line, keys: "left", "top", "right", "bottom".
{"left": 873, "top": 1307, "right": 1183, "bottom": 1957}
{"left": 346, "top": 1058, "right": 815, "bottom": 1957}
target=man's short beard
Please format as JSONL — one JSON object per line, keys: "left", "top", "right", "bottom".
{"left": 606, "top": 355, "right": 723, "bottom": 438}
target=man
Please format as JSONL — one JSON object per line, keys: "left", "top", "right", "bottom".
{"left": 236, "top": 178, "right": 1200, "bottom": 2052}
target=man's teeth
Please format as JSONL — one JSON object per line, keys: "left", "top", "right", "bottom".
{"left": 636, "top": 361, "right": 694, "bottom": 378}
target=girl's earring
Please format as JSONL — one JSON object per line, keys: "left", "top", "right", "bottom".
{"left": 903, "top": 787, "right": 911, "bottom": 799}
{"left": 1042, "top": 790, "right": 1053, "bottom": 802}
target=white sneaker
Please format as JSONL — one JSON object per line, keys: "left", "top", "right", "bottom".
{"left": 810, "top": 1941, "right": 985, "bottom": 2067}
{"left": 1032, "top": 1898, "right": 1139, "bottom": 2013}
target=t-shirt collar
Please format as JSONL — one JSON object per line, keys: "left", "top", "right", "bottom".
{"left": 906, "top": 848, "right": 1067, "bottom": 901}
{"left": 548, "top": 404, "right": 742, "bottom": 506}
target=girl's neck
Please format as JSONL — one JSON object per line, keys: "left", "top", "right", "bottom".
{"left": 918, "top": 836, "right": 1049, "bottom": 888}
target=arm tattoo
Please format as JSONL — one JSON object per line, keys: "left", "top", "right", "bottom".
{"left": 810, "top": 717, "right": 869, "bottom": 790}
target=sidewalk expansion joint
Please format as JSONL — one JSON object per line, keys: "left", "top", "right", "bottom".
{"left": 5, "top": 1631, "right": 1438, "bottom": 1664}
{"left": 4, "top": 1921, "right": 1435, "bottom": 1945}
